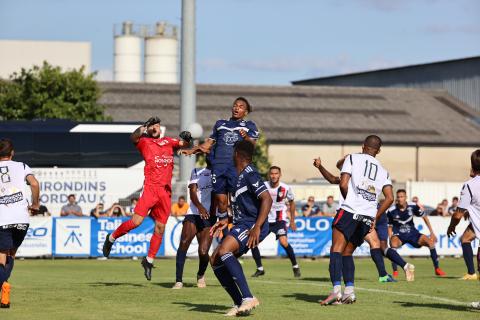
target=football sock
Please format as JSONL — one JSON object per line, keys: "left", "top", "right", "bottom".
{"left": 370, "top": 248, "right": 388, "bottom": 277}
{"left": 198, "top": 252, "right": 209, "bottom": 277}
{"left": 0, "top": 265, "right": 7, "bottom": 287}
{"left": 391, "top": 262, "right": 398, "bottom": 272}
{"left": 385, "top": 248, "right": 406, "bottom": 269}
{"left": 430, "top": 248, "right": 439, "bottom": 269}
{"left": 251, "top": 246, "right": 263, "bottom": 269}
{"left": 175, "top": 248, "right": 187, "bottom": 282}
{"left": 213, "top": 264, "right": 242, "bottom": 306}
{"left": 283, "top": 244, "right": 298, "bottom": 267}
{"left": 344, "top": 285, "right": 355, "bottom": 295}
{"left": 477, "top": 247, "right": 480, "bottom": 273}
{"left": 221, "top": 252, "right": 253, "bottom": 299}
{"left": 461, "top": 243, "right": 475, "bottom": 274}
{"left": 111, "top": 219, "right": 137, "bottom": 240}
{"left": 342, "top": 255, "right": 355, "bottom": 287}
{"left": 147, "top": 233, "right": 163, "bottom": 260}
{"left": 329, "top": 252, "right": 343, "bottom": 287}
{"left": 4, "top": 256, "right": 14, "bottom": 280}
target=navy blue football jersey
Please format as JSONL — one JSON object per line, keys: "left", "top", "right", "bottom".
{"left": 209, "top": 119, "right": 259, "bottom": 165}
{"left": 231, "top": 164, "right": 268, "bottom": 224}
{"left": 387, "top": 203, "right": 425, "bottom": 234}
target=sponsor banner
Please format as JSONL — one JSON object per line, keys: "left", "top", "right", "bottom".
{"left": 90, "top": 217, "right": 164, "bottom": 257}
{"left": 16, "top": 217, "right": 53, "bottom": 257}
{"left": 281, "top": 217, "right": 333, "bottom": 256}
{"left": 54, "top": 218, "right": 91, "bottom": 256}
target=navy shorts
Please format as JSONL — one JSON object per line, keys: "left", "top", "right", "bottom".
{"left": 375, "top": 214, "right": 389, "bottom": 242}
{"left": 269, "top": 221, "right": 288, "bottom": 239}
{"left": 394, "top": 229, "right": 422, "bottom": 248}
{"left": 228, "top": 221, "right": 269, "bottom": 256}
{"left": 183, "top": 214, "right": 217, "bottom": 231}
{"left": 0, "top": 224, "right": 29, "bottom": 251}
{"left": 211, "top": 165, "right": 237, "bottom": 194}
{"left": 333, "top": 209, "right": 373, "bottom": 247}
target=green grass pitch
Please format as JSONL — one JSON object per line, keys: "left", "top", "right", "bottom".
{"left": 2, "top": 257, "right": 480, "bottom": 319}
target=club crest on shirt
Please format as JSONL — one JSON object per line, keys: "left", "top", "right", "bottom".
{"left": 240, "top": 122, "right": 246, "bottom": 126}
{"left": 223, "top": 131, "right": 239, "bottom": 146}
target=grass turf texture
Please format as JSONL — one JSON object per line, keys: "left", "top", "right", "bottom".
{"left": 2, "top": 257, "right": 480, "bottom": 319}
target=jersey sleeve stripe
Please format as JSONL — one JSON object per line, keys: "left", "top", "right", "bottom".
{"left": 467, "top": 184, "right": 473, "bottom": 199}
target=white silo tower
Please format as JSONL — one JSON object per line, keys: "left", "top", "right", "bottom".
{"left": 144, "top": 22, "right": 179, "bottom": 84}
{"left": 114, "top": 21, "right": 142, "bottom": 82}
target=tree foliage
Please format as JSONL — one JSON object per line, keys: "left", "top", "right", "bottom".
{"left": 0, "top": 62, "right": 109, "bottom": 121}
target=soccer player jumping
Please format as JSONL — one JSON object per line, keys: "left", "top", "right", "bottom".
{"left": 209, "top": 140, "right": 272, "bottom": 317}
{"left": 102, "top": 117, "right": 191, "bottom": 281}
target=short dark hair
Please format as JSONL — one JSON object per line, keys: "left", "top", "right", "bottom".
{"left": 471, "top": 149, "right": 480, "bottom": 172}
{"left": 131, "top": 197, "right": 138, "bottom": 203}
{"left": 364, "top": 135, "right": 382, "bottom": 151}
{"left": 235, "top": 97, "right": 252, "bottom": 113}
{"left": 0, "top": 138, "right": 14, "bottom": 158}
{"left": 396, "top": 189, "right": 407, "bottom": 195}
{"left": 269, "top": 166, "right": 281, "bottom": 172}
{"left": 234, "top": 140, "right": 255, "bottom": 160}
{"left": 179, "top": 196, "right": 186, "bottom": 201}
{"left": 327, "top": 195, "right": 334, "bottom": 200}
{"left": 68, "top": 194, "right": 75, "bottom": 199}
{"left": 452, "top": 196, "right": 459, "bottom": 201}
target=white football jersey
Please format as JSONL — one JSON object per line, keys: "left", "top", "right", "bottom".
{"left": 0, "top": 160, "right": 33, "bottom": 226}
{"left": 458, "top": 175, "right": 480, "bottom": 238}
{"left": 340, "top": 153, "right": 392, "bottom": 218}
{"left": 265, "top": 181, "right": 295, "bottom": 223}
{"left": 186, "top": 167, "right": 212, "bottom": 216}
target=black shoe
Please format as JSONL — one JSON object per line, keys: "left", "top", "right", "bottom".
{"left": 251, "top": 269, "right": 265, "bottom": 277}
{"left": 293, "top": 267, "right": 301, "bottom": 278}
{"left": 102, "top": 234, "right": 114, "bottom": 257}
{"left": 141, "top": 257, "right": 153, "bottom": 281}
{"left": 0, "top": 303, "right": 9, "bottom": 309}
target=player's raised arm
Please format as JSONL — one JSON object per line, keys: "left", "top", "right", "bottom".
{"left": 313, "top": 157, "right": 340, "bottom": 184}
{"left": 247, "top": 190, "right": 272, "bottom": 249}
{"left": 130, "top": 125, "right": 146, "bottom": 144}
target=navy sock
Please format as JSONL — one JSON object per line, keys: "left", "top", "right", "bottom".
{"left": 251, "top": 247, "right": 263, "bottom": 269}
{"left": 0, "top": 265, "right": 7, "bottom": 287}
{"left": 385, "top": 248, "right": 406, "bottom": 269}
{"left": 462, "top": 243, "right": 475, "bottom": 275}
{"left": 430, "top": 248, "right": 439, "bottom": 269}
{"left": 5, "top": 256, "right": 14, "bottom": 280}
{"left": 197, "top": 254, "right": 209, "bottom": 277}
{"left": 477, "top": 248, "right": 480, "bottom": 273}
{"left": 329, "top": 252, "right": 343, "bottom": 286}
{"left": 283, "top": 244, "right": 298, "bottom": 267}
{"left": 221, "top": 252, "right": 253, "bottom": 299}
{"left": 370, "top": 248, "right": 388, "bottom": 277}
{"left": 391, "top": 262, "right": 398, "bottom": 272}
{"left": 175, "top": 249, "right": 187, "bottom": 282}
{"left": 342, "top": 255, "right": 355, "bottom": 286}
{"left": 213, "top": 264, "right": 243, "bottom": 306}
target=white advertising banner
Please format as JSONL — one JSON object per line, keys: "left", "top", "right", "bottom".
{"left": 16, "top": 217, "right": 53, "bottom": 257}
{"left": 32, "top": 167, "right": 144, "bottom": 216}
{"left": 54, "top": 218, "right": 91, "bottom": 255}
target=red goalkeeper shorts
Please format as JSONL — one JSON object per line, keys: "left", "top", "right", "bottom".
{"left": 134, "top": 184, "right": 172, "bottom": 224}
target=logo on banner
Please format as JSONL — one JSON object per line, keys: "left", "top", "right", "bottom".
{"left": 55, "top": 218, "right": 91, "bottom": 255}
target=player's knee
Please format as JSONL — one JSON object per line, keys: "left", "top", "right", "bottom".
{"left": 198, "top": 246, "right": 209, "bottom": 257}
{"left": 154, "top": 222, "right": 165, "bottom": 234}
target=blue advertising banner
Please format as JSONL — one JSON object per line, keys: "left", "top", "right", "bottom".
{"left": 90, "top": 217, "right": 165, "bottom": 257}
{"left": 279, "top": 217, "right": 333, "bottom": 256}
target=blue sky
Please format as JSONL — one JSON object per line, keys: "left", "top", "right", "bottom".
{"left": 0, "top": 0, "right": 479, "bottom": 85}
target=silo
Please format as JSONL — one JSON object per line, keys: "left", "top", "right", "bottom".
{"left": 114, "top": 21, "right": 142, "bottom": 82}
{"left": 144, "top": 22, "right": 179, "bottom": 83}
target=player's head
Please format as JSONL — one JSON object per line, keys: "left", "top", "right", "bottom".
{"left": 470, "top": 149, "right": 480, "bottom": 176}
{"left": 234, "top": 140, "right": 255, "bottom": 166}
{"left": 362, "top": 135, "right": 382, "bottom": 156}
{"left": 146, "top": 118, "right": 162, "bottom": 138}
{"left": 67, "top": 194, "right": 76, "bottom": 204}
{"left": 396, "top": 189, "right": 407, "bottom": 206}
{"left": 0, "top": 138, "right": 14, "bottom": 160}
{"left": 269, "top": 166, "right": 282, "bottom": 184}
{"left": 327, "top": 195, "right": 334, "bottom": 205}
{"left": 231, "top": 97, "right": 251, "bottom": 120}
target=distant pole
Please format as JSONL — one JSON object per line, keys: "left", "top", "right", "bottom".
{"left": 180, "top": 0, "right": 196, "bottom": 182}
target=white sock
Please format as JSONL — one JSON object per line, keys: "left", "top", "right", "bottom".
{"left": 292, "top": 264, "right": 299, "bottom": 269}
{"left": 146, "top": 256, "right": 154, "bottom": 264}
{"left": 333, "top": 285, "right": 342, "bottom": 294}
{"left": 108, "top": 234, "right": 115, "bottom": 243}
{"left": 257, "top": 266, "right": 264, "bottom": 271}
{"left": 344, "top": 286, "right": 354, "bottom": 295}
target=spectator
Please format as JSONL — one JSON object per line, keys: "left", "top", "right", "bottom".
{"left": 108, "top": 203, "right": 126, "bottom": 217}
{"left": 448, "top": 197, "right": 459, "bottom": 215}
{"left": 411, "top": 196, "right": 425, "bottom": 211}
{"left": 429, "top": 204, "right": 444, "bottom": 216}
{"left": 29, "top": 204, "right": 51, "bottom": 217}
{"left": 125, "top": 197, "right": 138, "bottom": 217}
{"left": 90, "top": 203, "right": 108, "bottom": 218}
{"left": 321, "top": 195, "right": 337, "bottom": 217}
{"left": 301, "top": 196, "right": 320, "bottom": 217}
{"left": 60, "top": 194, "right": 83, "bottom": 217}
{"left": 440, "top": 199, "right": 449, "bottom": 216}
{"left": 171, "top": 195, "right": 189, "bottom": 217}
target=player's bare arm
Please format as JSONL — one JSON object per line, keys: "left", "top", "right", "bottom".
{"left": 210, "top": 218, "right": 228, "bottom": 238}
{"left": 339, "top": 172, "right": 350, "bottom": 199}
{"left": 375, "top": 185, "right": 394, "bottom": 231}
{"left": 313, "top": 157, "right": 340, "bottom": 184}
{"left": 26, "top": 174, "right": 40, "bottom": 212}
{"left": 130, "top": 125, "right": 147, "bottom": 144}
{"left": 189, "top": 183, "right": 209, "bottom": 219}
{"left": 288, "top": 199, "right": 297, "bottom": 231}
{"left": 239, "top": 130, "right": 256, "bottom": 145}
{"left": 447, "top": 208, "right": 468, "bottom": 237}
{"left": 422, "top": 215, "right": 437, "bottom": 243}
{"left": 336, "top": 156, "right": 347, "bottom": 170}
{"left": 180, "top": 138, "right": 215, "bottom": 156}
{"left": 247, "top": 191, "right": 272, "bottom": 249}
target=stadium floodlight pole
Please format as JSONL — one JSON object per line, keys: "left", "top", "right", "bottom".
{"left": 179, "top": 0, "right": 196, "bottom": 183}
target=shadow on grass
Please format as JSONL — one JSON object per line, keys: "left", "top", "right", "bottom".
{"left": 283, "top": 293, "right": 326, "bottom": 303}
{"left": 152, "top": 282, "right": 198, "bottom": 289}
{"left": 394, "top": 301, "right": 476, "bottom": 312}
{"left": 172, "top": 301, "right": 228, "bottom": 314}
{"left": 298, "top": 277, "right": 331, "bottom": 282}
{"left": 88, "top": 282, "right": 146, "bottom": 287}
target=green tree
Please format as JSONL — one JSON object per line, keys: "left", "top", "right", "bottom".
{"left": 0, "top": 61, "right": 109, "bottom": 121}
